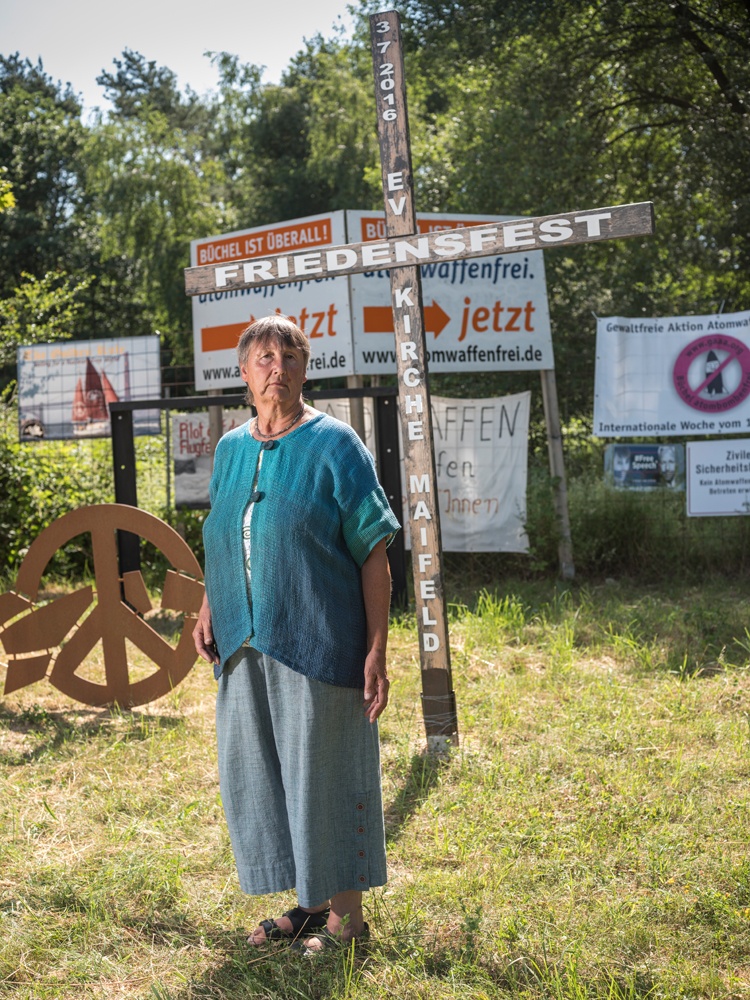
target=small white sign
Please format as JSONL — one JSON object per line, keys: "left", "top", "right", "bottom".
{"left": 687, "top": 439, "right": 750, "bottom": 516}
{"left": 396, "top": 393, "right": 530, "bottom": 552}
{"left": 428, "top": 393, "right": 530, "bottom": 552}
{"left": 17, "top": 335, "right": 161, "bottom": 441}
{"left": 173, "top": 410, "right": 252, "bottom": 507}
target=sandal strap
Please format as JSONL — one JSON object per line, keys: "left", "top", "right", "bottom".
{"left": 255, "top": 906, "right": 330, "bottom": 941}
{"left": 282, "top": 906, "right": 330, "bottom": 936}
{"left": 258, "top": 917, "right": 282, "bottom": 940}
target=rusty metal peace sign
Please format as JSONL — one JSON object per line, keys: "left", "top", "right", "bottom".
{"left": 0, "top": 505, "right": 204, "bottom": 707}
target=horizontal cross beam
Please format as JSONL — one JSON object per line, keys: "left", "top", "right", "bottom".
{"left": 184, "top": 201, "right": 654, "bottom": 297}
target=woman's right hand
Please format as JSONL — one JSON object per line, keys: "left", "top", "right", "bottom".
{"left": 193, "top": 594, "right": 219, "bottom": 664}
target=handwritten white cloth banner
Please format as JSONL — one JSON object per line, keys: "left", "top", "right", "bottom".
{"left": 427, "top": 393, "right": 529, "bottom": 552}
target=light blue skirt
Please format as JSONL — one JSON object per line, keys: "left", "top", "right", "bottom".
{"left": 215, "top": 646, "right": 387, "bottom": 907}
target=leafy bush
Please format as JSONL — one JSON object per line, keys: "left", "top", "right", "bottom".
{"left": 0, "top": 430, "right": 114, "bottom": 580}
{"left": 525, "top": 467, "right": 750, "bottom": 581}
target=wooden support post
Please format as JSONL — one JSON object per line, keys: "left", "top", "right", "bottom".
{"left": 540, "top": 368, "right": 575, "bottom": 580}
{"left": 346, "top": 374, "right": 367, "bottom": 443}
{"left": 111, "top": 408, "right": 140, "bottom": 577}
{"left": 208, "top": 404, "right": 223, "bottom": 472}
{"left": 164, "top": 386, "right": 172, "bottom": 513}
{"left": 375, "top": 392, "right": 408, "bottom": 608}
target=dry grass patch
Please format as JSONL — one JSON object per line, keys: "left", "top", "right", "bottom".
{"left": 2, "top": 580, "right": 750, "bottom": 998}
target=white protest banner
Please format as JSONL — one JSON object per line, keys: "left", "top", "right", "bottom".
{"left": 173, "top": 410, "right": 252, "bottom": 507}
{"left": 687, "top": 439, "right": 750, "bottom": 517}
{"left": 17, "top": 336, "right": 161, "bottom": 441}
{"left": 403, "top": 393, "right": 530, "bottom": 553}
{"left": 191, "top": 212, "right": 354, "bottom": 390}
{"left": 193, "top": 211, "right": 554, "bottom": 385}
{"left": 347, "top": 211, "right": 553, "bottom": 375}
{"left": 594, "top": 310, "right": 750, "bottom": 437}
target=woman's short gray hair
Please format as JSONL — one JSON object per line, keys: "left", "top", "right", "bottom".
{"left": 237, "top": 316, "right": 310, "bottom": 405}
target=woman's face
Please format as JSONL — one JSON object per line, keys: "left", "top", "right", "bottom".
{"left": 240, "top": 337, "right": 307, "bottom": 407}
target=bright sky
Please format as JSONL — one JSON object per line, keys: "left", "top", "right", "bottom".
{"left": 0, "top": 0, "right": 358, "bottom": 112}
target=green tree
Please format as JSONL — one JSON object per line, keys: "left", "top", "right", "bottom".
{"left": 96, "top": 48, "right": 211, "bottom": 134}
{"left": 0, "top": 167, "right": 14, "bottom": 212}
{"left": 212, "top": 40, "right": 381, "bottom": 226}
{"left": 80, "top": 50, "right": 231, "bottom": 356}
{"left": 0, "top": 270, "right": 92, "bottom": 365}
{"left": 0, "top": 55, "right": 86, "bottom": 296}
{"left": 83, "top": 109, "right": 227, "bottom": 336}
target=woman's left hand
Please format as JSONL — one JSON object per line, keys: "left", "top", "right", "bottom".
{"left": 361, "top": 539, "right": 392, "bottom": 723}
{"left": 363, "top": 648, "right": 390, "bottom": 723}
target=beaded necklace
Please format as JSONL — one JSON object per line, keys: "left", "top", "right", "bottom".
{"left": 253, "top": 403, "right": 305, "bottom": 440}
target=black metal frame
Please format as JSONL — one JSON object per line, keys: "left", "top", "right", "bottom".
{"left": 110, "top": 387, "right": 408, "bottom": 606}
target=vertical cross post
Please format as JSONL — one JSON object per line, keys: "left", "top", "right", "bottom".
{"left": 370, "top": 11, "right": 458, "bottom": 751}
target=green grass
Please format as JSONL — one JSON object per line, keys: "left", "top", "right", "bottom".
{"left": 2, "top": 580, "right": 750, "bottom": 998}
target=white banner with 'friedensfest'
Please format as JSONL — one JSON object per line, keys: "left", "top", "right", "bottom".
{"left": 190, "top": 210, "right": 555, "bottom": 388}
{"left": 594, "top": 310, "right": 750, "bottom": 437}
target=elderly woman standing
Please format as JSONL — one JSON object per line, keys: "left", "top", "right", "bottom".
{"left": 193, "top": 315, "right": 400, "bottom": 952}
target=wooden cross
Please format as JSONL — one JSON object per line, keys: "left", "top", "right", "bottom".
{"left": 184, "top": 9, "right": 654, "bottom": 753}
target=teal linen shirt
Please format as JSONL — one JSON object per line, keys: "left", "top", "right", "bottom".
{"left": 203, "top": 411, "right": 401, "bottom": 688}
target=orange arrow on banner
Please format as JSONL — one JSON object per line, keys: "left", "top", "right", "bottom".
{"left": 201, "top": 320, "right": 256, "bottom": 353}
{"left": 363, "top": 301, "right": 451, "bottom": 337}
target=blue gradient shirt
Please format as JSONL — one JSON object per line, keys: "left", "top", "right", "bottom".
{"left": 203, "top": 411, "right": 400, "bottom": 688}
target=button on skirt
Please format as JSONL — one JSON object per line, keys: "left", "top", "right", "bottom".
{"left": 215, "top": 645, "right": 387, "bottom": 907}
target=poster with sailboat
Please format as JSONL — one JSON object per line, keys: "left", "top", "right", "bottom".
{"left": 17, "top": 336, "right": 161, "bottom": 441}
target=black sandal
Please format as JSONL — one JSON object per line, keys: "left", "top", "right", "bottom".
{"left": 253, "top": 906, "right": 330, "bottom": 943}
